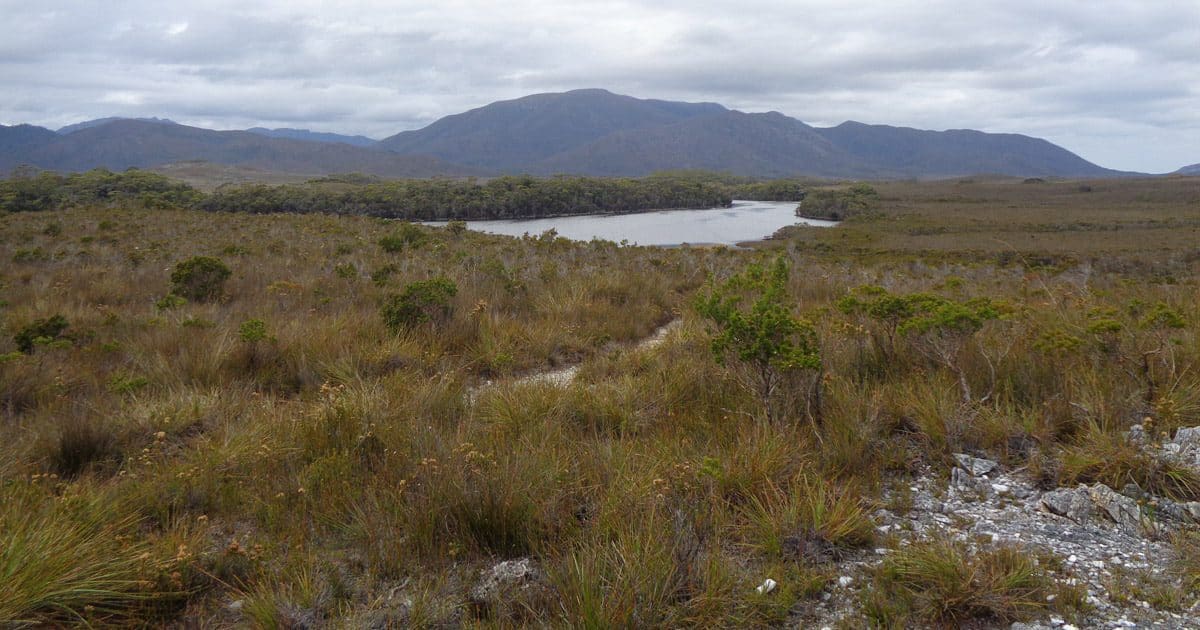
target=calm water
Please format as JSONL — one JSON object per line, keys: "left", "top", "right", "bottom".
{"left": 425, "top": 200, "right": 837, "bottom": 246}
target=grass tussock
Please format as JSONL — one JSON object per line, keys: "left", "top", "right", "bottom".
{"left": 1057, "top": 425, "right": 1200, "bottom": 501}
{"left": 863, "top": 539, "right": 1078, "bottom": 627}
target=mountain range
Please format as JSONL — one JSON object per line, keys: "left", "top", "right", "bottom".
{"left": 1176, "top": 163, "right": 1200, "bottom": 176}
{"left": 0, "top": 89, "right": 1169, "bottom": 179}
{"left": 0, "top": 119, "right": 480, "bottom": 178}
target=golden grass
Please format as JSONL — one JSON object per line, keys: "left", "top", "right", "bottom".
{"left": 1, "top": 176, "right": 1198, "bottom": 625}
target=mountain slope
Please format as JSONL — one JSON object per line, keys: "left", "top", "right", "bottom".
{"left": 814, "top": 121, "right": 1119, "bottom": 178}
{"left": 533, "top": 111, "right": 864, "bottom": 177}
{"left": 1175, "top": 163, "right": 1200, "bottom": 176}
{"left": 246, "top": 127, "right": 377, "bottom": 147}
{"left": 0, "top": 124, "right": 60, "bottom": 171}
{"left": 381, "top": 90, "right": 1124, "bottom": 178}
{"left": 378, "top": 88, "right": 727, "bottom": 170}
{"left": 6, "top": 119, "right": 483, "bottom": 177}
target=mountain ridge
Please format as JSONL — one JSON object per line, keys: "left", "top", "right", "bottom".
{"left": 380, "top": 89, "right": 1131, "bottom": 178}
{"left": 0, "top": 119, "right": 483, "bottom": 178}
{"left": 2, "top": 90, "right": 1143, "bottom": 179}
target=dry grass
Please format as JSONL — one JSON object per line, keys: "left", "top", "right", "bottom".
{"left": 1, "top": 176, "right": 1199, "bottom": 625}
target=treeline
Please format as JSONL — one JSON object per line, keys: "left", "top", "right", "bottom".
{"left": 0, "top": 167, "right": 203, "bottom": 212}
{"left": 197, "top": 175, "right": 735, "bottom": 220}
{"left": 2, "top": 167, "right": 812, "bottom": 218}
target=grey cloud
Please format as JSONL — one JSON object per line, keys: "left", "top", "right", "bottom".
{"left": 0, "top": 0, "right": 1196, "bottom": 171}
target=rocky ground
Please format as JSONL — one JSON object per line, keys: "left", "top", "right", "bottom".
{"left": 432, "top": 424, "right": 1200, "bottom": 629}
{"left": 794, "top": 425, "right": 1200, "bottom": 629}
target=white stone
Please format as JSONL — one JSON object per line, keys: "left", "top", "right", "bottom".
{"left": 838, "top": 576, "right": 853, "bottom": 588}
{"left": 755, "top": 578, "right": 777, "bottom": 595}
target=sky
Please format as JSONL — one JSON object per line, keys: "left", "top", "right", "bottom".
{"left": 1, "top": 0, "right": 1197, "bottom": 173}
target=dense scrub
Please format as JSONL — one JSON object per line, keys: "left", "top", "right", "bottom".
{"left": 0, "top": 167, "right": 203, "bottom": 212}
{"left": 1, "top": 176, "right": 1199, "bottom": 626}
{"left": 4, "top": 167, "right": 814, "bottom": 219}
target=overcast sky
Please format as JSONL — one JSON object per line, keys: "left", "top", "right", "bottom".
{"left": 1, "top": 0, "right": 1197, "bottom": 172}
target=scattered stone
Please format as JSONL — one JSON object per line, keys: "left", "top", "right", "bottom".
{"left": 1126, "top": 423, "right": 1147, "bottom": 446}
{"left": 469, "top": 558, "right": 544, "bottom": 610}
{"left": 227, "top": 599, "right": 244, "bottom": 613}
{"left": 782, "top": 531, "right": 836, "bottom": 564}
{"left": 951, "top": 466, "right": 988, "bottom": 496}
{"left": 803, "top": 429, "right": 1200, "bottom": 628}
{"left": 954, "top": 453, "right": 999, "bottom": 477}
{"left": 756, "top": 578, "right": 777, "bottom": 594}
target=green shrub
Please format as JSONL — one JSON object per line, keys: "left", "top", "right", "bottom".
{"left": 238, "top": 319, "right": 270, "bottom": 343}
{"left": 169, "top": 256, "right": 231, "bottom": 302}
{"left": 695, "top": 255, "right": 821, "bottom": 423}
{"left": 379, "top": 223, "right": 427, "bottom": 252}
{"left": 370, "top": 264, "right": 399, "bottom": 286}
{"left": 12, "top": 248, "right": 49, "bottom": 263}
{"left": 154, "top": 294, "right": 188, "bottom": 311}
{"left": 381, "top": 277, "right": 458, "bottom": 332}
{"left": 14, "top": 315, "right": 69, "bottom": 354}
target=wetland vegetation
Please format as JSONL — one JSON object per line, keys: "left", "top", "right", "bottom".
{"left": 1, "top": 172, "right": 1199, "bottom": 627}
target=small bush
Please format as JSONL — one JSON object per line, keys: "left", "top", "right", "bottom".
{"left": 154, "top": 294, "right": 188, "bottom": 311}
{"left": 169, "top": 256, "right": 231, "bottom": 302}
{"left": 238, "top": 319, "right": 270, "bottom": 343}
{"left": 14, "top": 314, "right": 69, "bottom": 354}
{"left": 381, "top": 277, "right": 458, "bottom": 332}
{"left": 12, "top": 248, "right": 50, "bottom": 263}
{"left": 379, "top": 223, "right": 427, "bottom": 252}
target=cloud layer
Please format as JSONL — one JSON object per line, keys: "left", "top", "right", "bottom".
{"left": 1, "top": 0, "right": 1196, "bottom": 172}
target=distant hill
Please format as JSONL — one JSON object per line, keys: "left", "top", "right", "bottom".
{"left": 57, "top": 117, "right": 178, "bottom": 135}
{"left": 381, "top": 89, "right": 1128, "bottom": 179}
{"left": 1176, "top": 163, "right": 1200, "bottom": 176}
{"left": 1, "top": 119, "right": 482, "bottom": 178}
{"left": 379, "top": 88, "right": 727, "bottom": 171}
{"left": 246, "top": 127, "right": 377, "bottom": 147}
{"left": 0, "top": 124, "right": 60, "bottom": 162}
{"left": 812, "top": 121, "right": 1118, "bottom": 179}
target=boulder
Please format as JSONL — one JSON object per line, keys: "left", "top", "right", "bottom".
{"left": 1040, "top": 486, "right": 1094, "bottom": 523}
{"left": 1087, "top": 484, "right": 1145, "bottom": 537}
{"left": 1174, "top": 426, "right": 1200, "bottom": 449}
{"left": 953, "top": 453, "right": 999, "bottom": 477}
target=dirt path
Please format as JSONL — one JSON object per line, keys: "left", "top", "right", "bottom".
{"left": 469, "top": 318, "right": 681, "bottom": 399}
